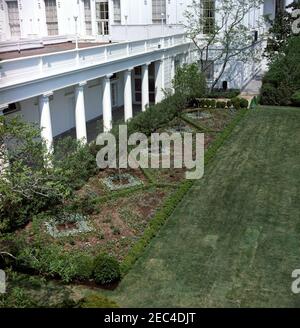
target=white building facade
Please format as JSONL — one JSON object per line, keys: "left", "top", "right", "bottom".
{"left": 0, "top": 0, "right": 279, "bottom": 151}
{"left": 0, "top": 0, "right": 190, "bottom": 43}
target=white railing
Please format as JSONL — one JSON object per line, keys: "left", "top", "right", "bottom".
{"left": 0, "top": 34, "right": 188, "bottom": 87}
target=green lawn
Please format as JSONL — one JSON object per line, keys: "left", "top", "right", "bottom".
{"left": 104, "top": 106, "right": 300, "bottom": 307}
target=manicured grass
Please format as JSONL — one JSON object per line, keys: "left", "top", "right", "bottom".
{"left": 105, "top": 106, "right": 300, "bottom": 307}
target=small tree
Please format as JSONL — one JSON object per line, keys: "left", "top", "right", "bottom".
{"left": 184, "top": 0, "right": 263, "bottom": 91}
{"left": 264, "top": 1, "right": 300, "bottom": 62}
{"left": 172, "top": 63, "right": 207, "bottom": 104}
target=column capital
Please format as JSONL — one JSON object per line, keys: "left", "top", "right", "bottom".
{"left": 143, "top": 62, "right": 151, "bottom": 67}
{"left": 77, "top": 81, "right": 87, "bottom": 88}
{"left": 105, "top": 74, "right": 113, "bottom": 80}
{"left": 42, "top": 91, "right": 53, "bottom": 99}
{"left": 126, "top": 67, "right": 134, "bottom": 72}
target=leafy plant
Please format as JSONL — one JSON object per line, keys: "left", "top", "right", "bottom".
{"left": 172, "top": 63, "right": 207, "bottom": 105}
{"left": 260, "top": 37, "right": 300, "bottom": 106}
{"left": 291, "top": 90, "right": 300, "bottom": 107}
{"left": 93, "top": 253, "right": 121, "bottom": 285}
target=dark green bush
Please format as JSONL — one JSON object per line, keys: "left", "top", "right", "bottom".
{"left": 291, "top": 90, "right": 300, "bottom": 107}
{"left": 216, "top": 101, "right": 226, "bottom": 109}
{"left": 227, "top": 100, "right": 232, "bottom": 108}
{"left": 239, "top": 98, "right": 249, "bottom": 109}
{"left": 231, "top": 97, "right": 241, "bottom": 109}
{"left": 93, "top": 253, "right": 121, "bottom": 285}
{"left": 260, "top": 37, "right": 300, "bottom": 106}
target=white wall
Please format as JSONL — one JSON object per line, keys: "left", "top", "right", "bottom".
{"left": 0, "top": 0, "right": 191, "bottom": 42}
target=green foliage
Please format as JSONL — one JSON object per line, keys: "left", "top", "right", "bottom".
{"left": 231, "top": 97, "right": 241, "bottom": 110}
{"left": 216, "top": 101, "right": 226, "bottom": 109}
{"left": 111, "top": 93, "right": 185, "bottom": 140}
{"left": 291, "top": 90, "right": 300, "bottom": 107}
{"left": 53, "top": 137, "right": 97, "bottom": 190}
{"left": 93, "top": 253, "right": 121, "bottom": 285}
{"left": 80, "top": 294, "right": 119, "bottom": 308}
{"left": 260, "top": 37, "right": 300, "bottom": 106}
{"left": 0, "top": 117, "right": 69, "bottom": 233}
{"left": 172, "top": 63, "right": 207, "bottom": 104}
{"left": 227, "top": 100, "right": 233, "bottom": 108}
{"left": 239, "top": 98, "right": 249, "bottom": 109}
{"left": 16, "top": 240, "right": 94, "bottom": 282}
{"left": 264, "top": 1, "right": 300, "bottom": 62}
{"left": 0, "top": 269, "right": 78, "bottom": 308}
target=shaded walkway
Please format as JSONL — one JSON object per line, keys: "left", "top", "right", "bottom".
{"left": 55, "top": 104, "right": 142, "bottom": 143}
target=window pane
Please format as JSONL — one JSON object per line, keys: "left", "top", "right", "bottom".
{"left": 152, "top": 0, "right": 166, "bottom": 24}
{"left": 7, "top": 1, "right": 20, "bottom": 37}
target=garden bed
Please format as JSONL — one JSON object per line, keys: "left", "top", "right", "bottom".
{"left": 77, "top": 168, "right": 148, "bottom": 198}
{"left": 183, "top": 107, "right": 238, "bottom": 132}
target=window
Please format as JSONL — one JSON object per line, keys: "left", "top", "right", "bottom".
{"left": 45, "top": 0, "right": 58, "bottom": 36}
{"left": 96, "top": 0, "right": 109, "bottom": 35}
{"left": 152, "top": 0, "right": 166, "bottom": 24}
{"left": 84, "top": 0, "right": 92, "bottom": 35}
{"left": 203, "top": 0, "right": 215, "bottom": 34}
{"left": 113, "top": 0, "right": 121, "bottom": 23}
{"left": 6, "top": 1, "right": 20, "bottom": 37}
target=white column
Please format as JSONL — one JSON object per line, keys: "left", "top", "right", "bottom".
{"left": 155, "top": 59, "right": 164, "bottom": 104}
{"left": 142, "top": 63, "right": 150, "bottom": 112}
{"left": 170, "top": 56, "right": 176, "bottom": 94}
{"left": 75, "top": 81, "right": 87, "bottom": 143}
{"left": 102, "top": 74, "right": 113, "bottom": 132}
{"left": 124, "top": 68, "right": 133, "bottom": 121}
{"left": 39, "top": 92, "right": 53, "bottom": 153}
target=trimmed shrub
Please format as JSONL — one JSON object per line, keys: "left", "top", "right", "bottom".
{"left": 291, "top": 90, "right": 300, "bottom": 107}
{"left": 227, "top": 100, "right": 232, "bottom": 108}
{"left": 216, "top": 101, "right": 226, "bottom": 109}
{"left": 206, "top": 89, "right": 240, "bottom": 99}
{"left": 93, "top": 254, "right": 121, "bottom": 285}
{"left": 231, "top": 97, "right": 241, "bottom": 110}
{"left": 240, "top": 98, "right": 249, "bottom": 109}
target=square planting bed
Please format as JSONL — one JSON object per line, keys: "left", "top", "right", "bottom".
{"left": 101, "top": 173, "right": 143, "bottom": 191}
{"left": 186, "top": 111, "right": 213, "bottom": 120}
{"left": 45, "top": 213, "right": 94, "bottom": 238}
